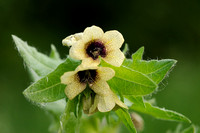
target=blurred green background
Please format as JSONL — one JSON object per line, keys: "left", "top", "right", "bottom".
{"left": 0, "top": 0, "right": 200, "bottom": 132}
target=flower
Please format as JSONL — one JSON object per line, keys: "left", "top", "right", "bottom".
{"left": 83, "top": 90, "right": 128, "bottom": 114}
{"left": 60, "top": 65, "right": 127, "bottom": 113}
{"left": 62, "top": 32, "right": 83, "bottom": 47}
{"left": 61, "top": 65, "right": 114, "bottom": 99}
{"left": 67, "top": 25, "right": 125, "bottom": 67}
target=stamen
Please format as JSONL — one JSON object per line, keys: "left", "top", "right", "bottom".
{"left": 86, "top": 40, "right": 106, "bottom": 60}
{"left": 77, "top": 70, "right": 97, "bottom": 84}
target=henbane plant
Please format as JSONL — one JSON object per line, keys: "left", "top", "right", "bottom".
{"left": 13, "top": 25, "right": 198, "bottom": 133}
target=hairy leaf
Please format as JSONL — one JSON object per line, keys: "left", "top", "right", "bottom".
{"left": 122, "top": 43, "right": 129, "bottom": 56}
{"left": 115, "top": 108, "right": 137, "bottom": 133}
{"left": 123, "top": 47, "right": 177, "bottom": 84}
{"left": 44, "top": 99, "right": 66, "bottom": 133}
{"left": 181, "top": 125, "right": 195, "bottom": 133}
{"left": 27, "top": 67, "right": 41, "bottom": 82}
{"left": 13, "top": 35, "right": 61, "bottom": 77}
{"left": 23, "top": 57, "right": 80, "bottom": 103}
{"left": 168, "top": 124, "right": 199, "bottom": 133}
{"left": 50, "top": 44, "right": 62, "bottom": 62}
{"left": 130, "top": 102, "right": 191, "bottom": 123}
{"left": 58, "top": 98, "right": 79, "bottom": 133}
{"left": 102, "top": 60, "right": 158, "bottom": 96}
{"left": 125, "top": 96, "right": 145, "bottom": 109}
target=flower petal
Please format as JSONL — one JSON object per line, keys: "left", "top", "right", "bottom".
{"left": 65, "top": 81, "right": 86, "bottom": 100}
{"left": 83, "top": 25, "right": 104, "bottom": 41}
{"left": 90, "top": 81, "right": 110, "bottom": 96}
{"left": 103, "top": 49, "right": 125, "bottom": 67}
{"left": 97, "top": 67, "right": 115, "bottom": 81}
{"left": 111, "top": 92, "right": 128, "bottom": 109}
{"left": 62, "top": 32, "right": 83, "bottom": 47}
{"left": 97, "top": 94, "right": 116, "bottom": 112}
{"left": 81, "top": 57, "right": 100, "bottom": 68}
{"left": 60, "top": 71, "right": 76, "bottom": 84}
{"left": 102, "top": 30, "right": 124, "bottom": 49}
{"left": 75, "top": 64, "right": 98, "bottom": 72}
{"left": 69, "top": 41, "right": 87, "bottom": 60}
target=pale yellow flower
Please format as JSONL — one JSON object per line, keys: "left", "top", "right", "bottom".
{"left": 83, "top": 90, "right": 128, "bottom": 114}
{"left": 60, "top": 65, "right": 127, "bottom": 113}
{"left": 61, "top": 65, "right": 115, "bottom": 100}
{"left": 68, "top": 26, "right": 125, "bottom": 67}
{"left": 62, "top": 32, "right": 83, "bottom": 47}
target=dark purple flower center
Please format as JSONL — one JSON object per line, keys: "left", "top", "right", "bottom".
{"left": 77, "top": 70, "right": 97, "bottom": 84}
{"left": 86, "top": 40, "right": 106, "bottom": 60}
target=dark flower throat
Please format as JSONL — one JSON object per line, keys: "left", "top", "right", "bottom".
{"left": 77, "top": 70, "right": 97, "bottom": 84}
{"left": 86, "top": 40, "right": 106, "bottom": 60}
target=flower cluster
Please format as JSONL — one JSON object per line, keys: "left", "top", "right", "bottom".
{"left": 61, "top": 26, "right": 127, "bottom": 114}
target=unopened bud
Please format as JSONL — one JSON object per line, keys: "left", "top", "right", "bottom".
{"left": 62, "top": 32, "right": 83, "bottom": 47}
{"left": 82, "top": 95, "right": 93, "bottom": 114}
{"left": 130, "top": 112, "right": 144, "bottom": 132}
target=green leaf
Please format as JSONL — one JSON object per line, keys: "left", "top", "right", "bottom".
{"left": 27, "top": 67, "right": 40, "bottom": 82}
{"left": 48, "top": 114, "right": 60, "bottom": 133}
{"left": 58, "top": 99, "right": 79, "bottom": 133}
{"left": 115, "top": 108, "right": 137, "bottom": 133}
{"left": 131, "top": 46, "right": 144, "bottom": 61}
{"left": 71, "top": 97, "right": 79, "bottom": 118}
{"left": 130, "top": 102, "right": 191, "bottom": 123}
{"left": 122, "top": 43, "right": 129, "bottom": 56}
{"left": 43, "top": 99, "right": 66, "bottom": 133}
{"left": 181, "top": 125, "right": 196, "bottom": 133}
{"left": 125, "top": 96, "right": 145, "bottom": 109}
{"left": 23, "top": 57, "right": 80, "bottom": 103}
{"left": 181, "top": 125, "right": 199, "bottom": 133}
{"left": 43, "top": 99, "right": 66, "bottom": 116}
{"left": 12, "top": 35, "right": 61, "bottom": 77}
{"left": 101, "top": 60, "right": 158, "bottom": 96}
{"left": 50, "top": 44, "right": 62, "bottom": 61}
{"left": 77, "top": 95, "right": 83, "bottom": 120}
{"left": 168, "top": 124, "right": 199, "bottom": 133}
{"left": 123, "top": 47, "right": 177, "bottom": 84}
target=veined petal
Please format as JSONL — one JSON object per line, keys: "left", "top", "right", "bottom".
{"left": 97, "top": 67, "right": 115, "bottom": 81}
{"left": 83, "top": 26, "right": 104, "bottom": 41}
{"left": 69, "top": 41, "right": 87, "bottom": 60}
{"left": 97, "top": 94, "right": 116, "bottom": 112}
{"left": 112, "top": 92, "right": 128, "bottom": 109}
{"left": 89, "top": 92, "right": 127, "bottom": 113}
{"left": 67, "top": 26, "right": 125, "bottom": 67}
{"left": 102, "top": 30, "right": 124, "bottom": 49}
{"left": 65, "top": 81, "right": 86, "bottom": 100}
{"left": 60, "top": 71, "right": 76, "bottom": 84}
{"left": 75, "top": 64, "right": 98, "bottom": 71}
{"left": 103, "top": 49, "right": 125, "bottom": 67}
{"left": 81, "top": 57, "right": 100, "bottom": 68}
{"left": 90, "top": 81, "right": 110, "bottom": 96}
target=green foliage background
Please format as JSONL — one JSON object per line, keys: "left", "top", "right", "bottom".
{"left": 0, "top": 0, "right": 200, "bottom": 132}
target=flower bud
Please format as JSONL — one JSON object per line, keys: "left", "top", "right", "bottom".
{"left": 130, "top": 112, "right": 144, "bottom": 132}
